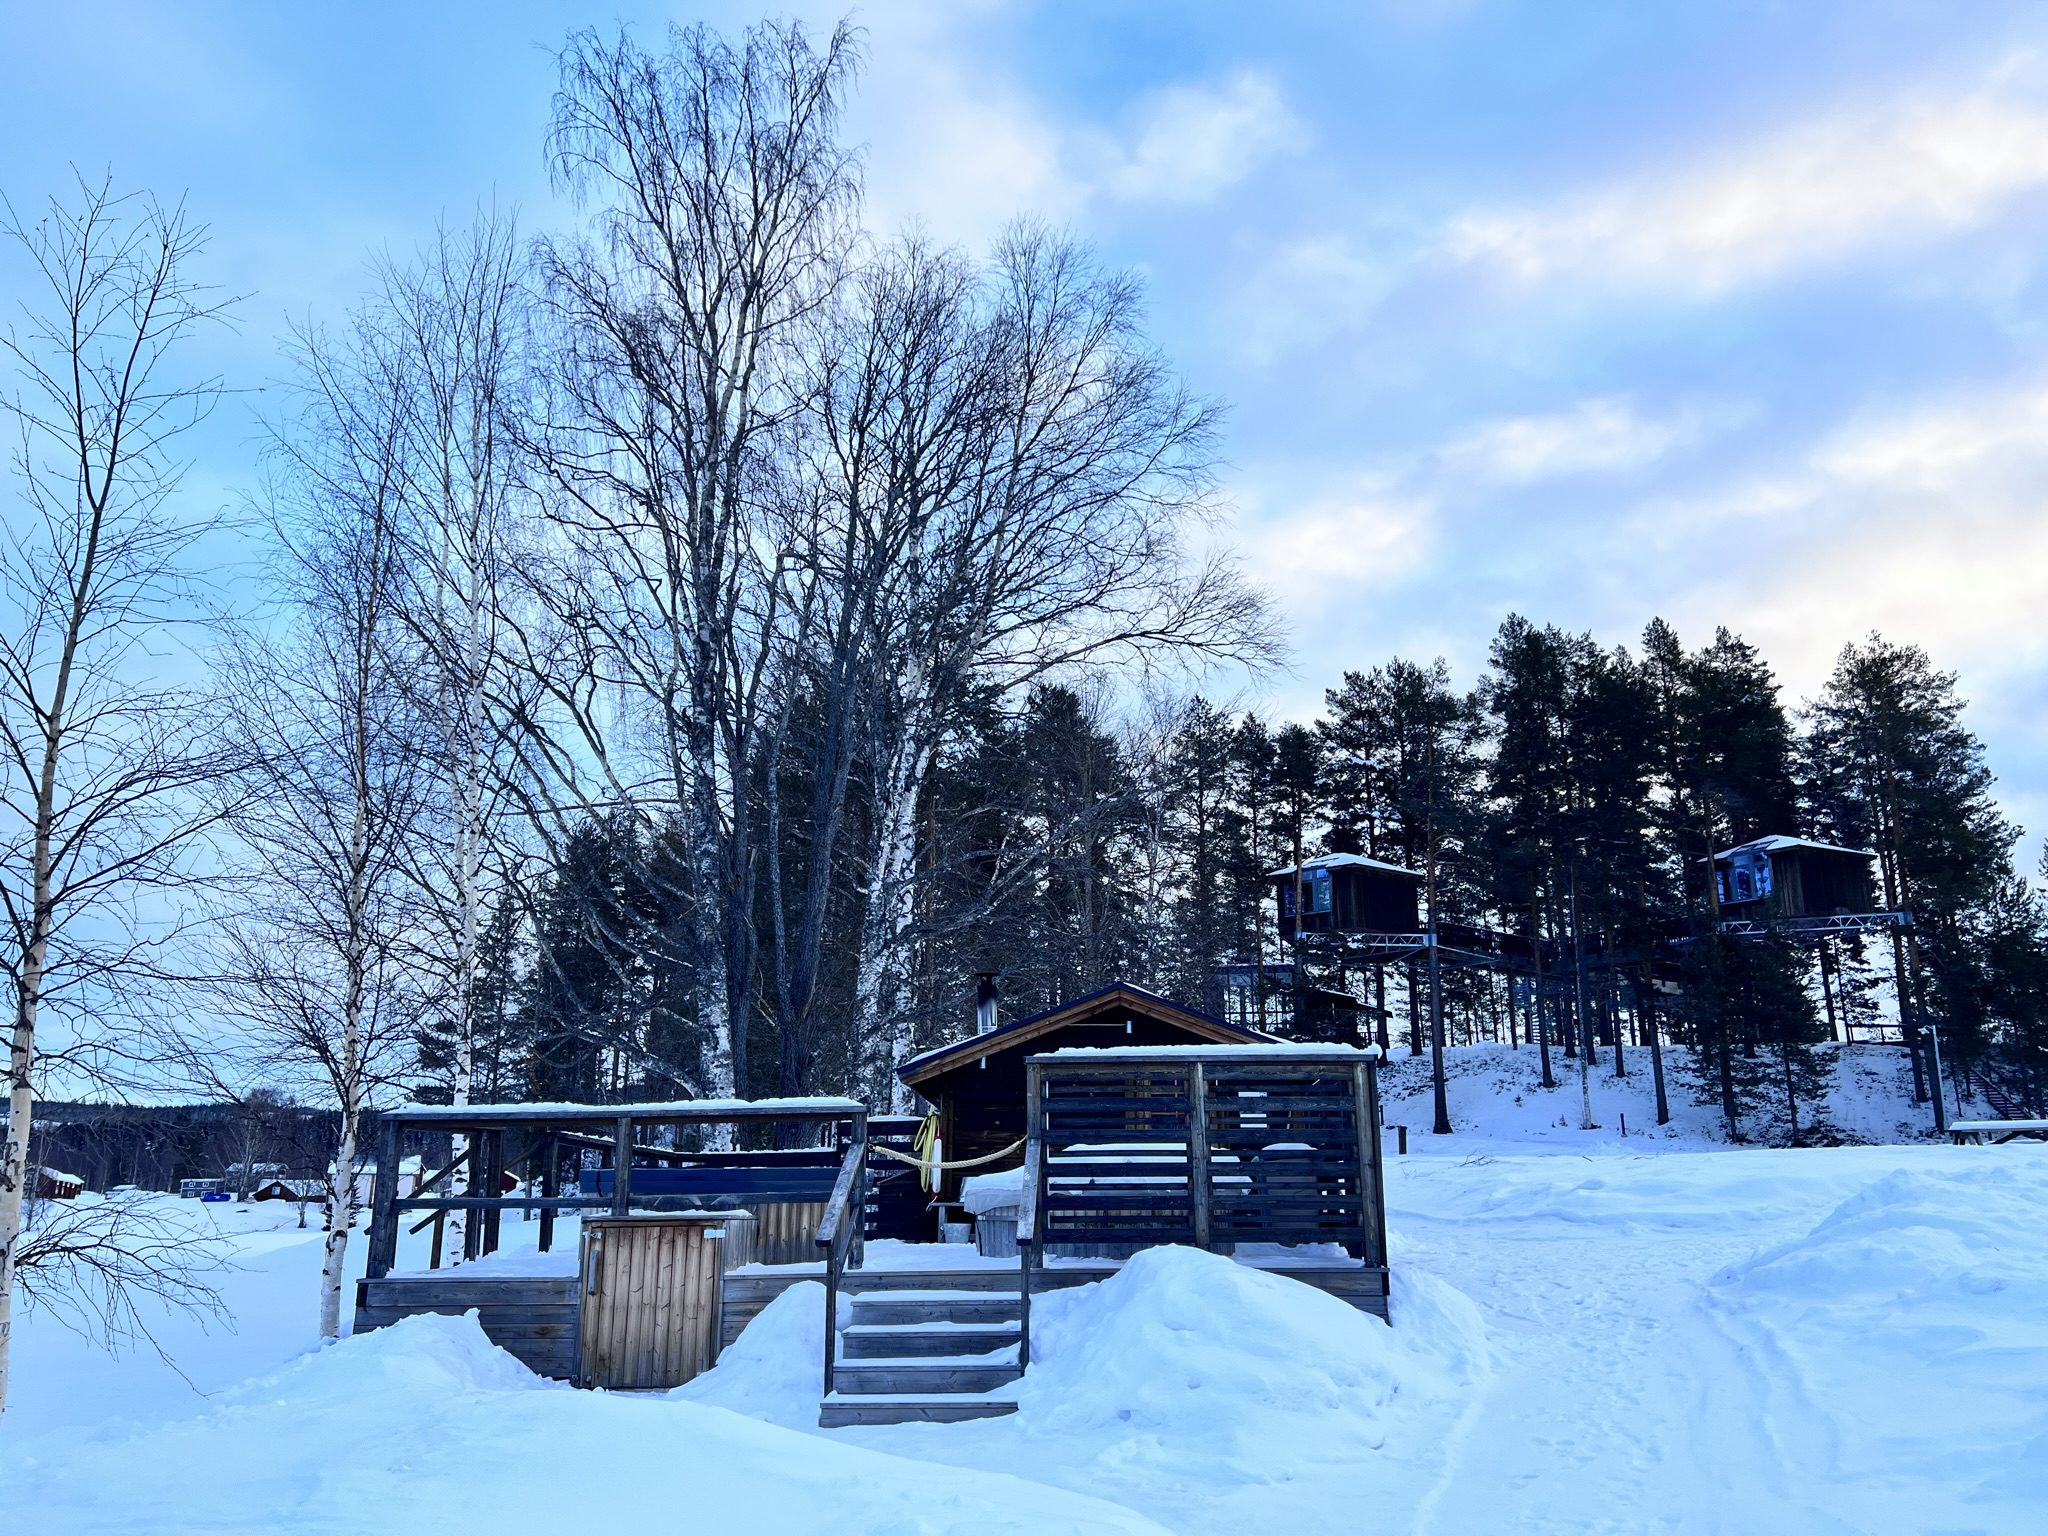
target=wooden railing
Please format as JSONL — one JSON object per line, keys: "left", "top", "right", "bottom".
{"left": 815, "top": 1127, "right": 869, "bottom": 1397}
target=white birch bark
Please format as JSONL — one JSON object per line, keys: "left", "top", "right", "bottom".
{"left": 0, "top": 184, "right": 227, "bottom": 1420}
{"left": 0, "top": 794, "right": 54, "bottom": 1416}
{"left": 854, "top": 674, "right": 938, "bottom": 1111}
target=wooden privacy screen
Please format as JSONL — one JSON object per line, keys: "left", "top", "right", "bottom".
{"left": 1035, "top": 1066, "right": 1196, "bottom": 1249}
{"left": 577, "top": 1213, "right": 755, "bottom": 1390}
{"left": 1026, "top": 1051, "right": 1385, "bottom": 1261}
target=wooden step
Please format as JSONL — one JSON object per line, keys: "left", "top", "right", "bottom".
{"left": 819, "top": 1392, "right": 1018, "bottom": 1426}
{"left": 834, "top": 1265, "right": 1110, "bottom": 1292}
{"left": 832, "top": 1359, "right": 1022, "bottom": 1395}
{"left": 841, "top": 1322, "right": 1020, "bottom": 1359}
{"left": 848, "top": 1291, "right": 1023, "bottom": 1326}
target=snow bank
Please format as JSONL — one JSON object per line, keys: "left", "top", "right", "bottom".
{"left": 0, "top": 1307, "right": 1168, "bottom": 1536}
{"left": 390, "top": 1238, "right": 581, "bottom": 1279}
{"left": 1389, "top": 1144, "right": 1934, "bottom": 1234}
{"left": 1708, "top": 1153, "right": 2048, "bottom": 1528}
{"left": 1013, "top": 1247, "right": 1484, "bottom": 1443}
{"left": 671, "top": 1279, "right": 827, "bottom": 1427}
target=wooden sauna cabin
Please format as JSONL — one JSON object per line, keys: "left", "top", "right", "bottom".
{"left": 1268, "top": 852, "right": 1423, "bottom": 939}
{"left": 1710, "top": 836, "right": 1877, "bottom": 918}
{"left": 894, "top": 982, "right": 1275, "bottom": 1206}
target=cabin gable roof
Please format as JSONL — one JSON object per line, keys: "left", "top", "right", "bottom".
{"left": 1265, "top": 852, "right": 1422, "bottom": 880}
{"left": 896, "top": 981, "right": 1270, "bottom": 1090}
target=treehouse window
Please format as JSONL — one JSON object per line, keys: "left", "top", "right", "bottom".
{"left": 1718, "top": 851, "right": 1773, "bottom": 905}
{"left": 1306, "top": 868, "right": 1333, "bottom": 915}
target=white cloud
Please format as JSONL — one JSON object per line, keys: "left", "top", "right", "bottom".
{"left": 1439, "top": 397, "right": 1705, "bottom": 483}
{"left": 846, "top": 7, "right": 1306, "bottom": 248}
{"left": 1446, "top": 66, "right": 2048, "bottom": 293}
{"left": 1236, "top": 234, "right": 1399, "bottom": 364}
{"left": 1235, "top": 480, "right": 1433, "bottom": 609}
{"left": 1617, "top": 376, "right": 2048, "bottom": 704}
{"left": 1813, "top": 385, "right": 2048, "bottom": 491}
{"left": 1099, "top": 70, "right": 1308, "bottom": 205}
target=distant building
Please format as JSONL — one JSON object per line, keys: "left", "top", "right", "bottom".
{"left": 1710, "top": 836, "right": 1877, "bottom": 918}
{"left": 252, "top": 1177, "right": 327, "bottom": 1203}
{"left": 34, "top": 1168, "right": 85, "bottom": 1200}
{"left": 1268, "top": 853, "right": 1423, "bottom": 938}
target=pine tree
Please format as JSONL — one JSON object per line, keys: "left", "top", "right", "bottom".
{"left": 1805, "top": 636, "right": 2018, "bottom": 1125}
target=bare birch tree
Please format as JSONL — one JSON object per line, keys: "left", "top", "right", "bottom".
{"left": 852, "top": 226, "right": 1278, "bottom": 1104}
{"left": 517, "top": 21, "right": 862, "bottom": 1121}
{"left": 213, "top": 301, "right": 425, "bottom": 1339}
{"left": 0, "top": 179, "right": 232, "bottom": 1418}
{"left": 381, "top": 211, "right": 531, "bottom": 1260}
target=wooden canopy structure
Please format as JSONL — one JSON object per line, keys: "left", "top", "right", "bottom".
{"left": 1016, "top": 1043, "right": 1390, "bottom": 1364}
{"left": 354, "top": 1096, "right": 867, "bottom": 1378}
{"left": 896, "top": 983, "right": 1272, "bottom": 1203}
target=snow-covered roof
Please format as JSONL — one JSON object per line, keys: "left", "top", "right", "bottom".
{"left": 379, "top": 1095, "right": 864, "bottom": 1123}
{"left": 1266, "top": 852, "right": 1423, "bottom": 880}
{"left": 1033, "top": 1043, "right": 1384, "bottom": 1062}
{"left": 1709, "top": 836, "right": 1875, "bottom": 863}
{"left": 897, "top": 981, "right": 1268, "bottom": 1086}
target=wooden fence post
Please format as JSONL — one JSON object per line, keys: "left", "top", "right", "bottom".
{"left": 538, "top": 1132, "right": 557, "bottom": 1253}
{"left": 481, "top": 1130, "right": 504, "bottom": 1257}
{"left": 1188, "top": 1062, "right": 1212, "bottom": 1252}
{"left": 1355, "top": 1061, "right": 1389, "bottom": 1273}
{"left": 612, "top": 1116, "right": 633, "bottom": 1217}
{"left": 365, "top": 1113, "right": 400, "bottom": 1280}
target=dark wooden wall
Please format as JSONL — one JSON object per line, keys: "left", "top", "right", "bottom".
{"left": 928, "top": 1011, "right": 1231, "bottom": 1201}
{"left": 1777, "top": 849, "right": 1874, "bottom": 917}
{"left": 1276, "top": 867, "right": 1422, "bottom": 939}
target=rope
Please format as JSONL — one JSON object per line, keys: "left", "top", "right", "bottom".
{"left": 867, "top": 1137, "right": 1025, "bottom": 1172}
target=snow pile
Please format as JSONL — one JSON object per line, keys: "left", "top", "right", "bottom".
{"left": 1017, "top": 1246, "right": 1482, "bottom": 1437}
{"left": 997, "top": 1246, "right": 1486, "bottom": 1511}
{"left": 960, "top": 1166, "right": 1023, "bottom": 1215}
{"left": 392, "top": 1239, "right": 582, "bottom": 1279}
{"left": 1389, "top": 1145, "right": 1928, "bottom": 1234}
{"left": 1708, "top": 1154, "right": 2048, "bottom": 1529}
{"left": 0, "top": 1308, "right": 1169, "bottom": 1536}
{"left": 672, "top": 1279, "right": 827, "bottom": 1427}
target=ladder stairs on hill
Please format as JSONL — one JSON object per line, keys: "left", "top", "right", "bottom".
{"left": 1982, "top": 1076, "right": 2038, "bottom": 1121}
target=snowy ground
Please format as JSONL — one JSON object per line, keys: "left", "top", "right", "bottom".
{"left": 1377, "top": 1038, "right": 1960, "bottom": 1149}
{"left": 3, "top": 1047, "right": 2043, "bottom": 1534}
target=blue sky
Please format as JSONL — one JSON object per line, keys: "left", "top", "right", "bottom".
{"left": 8, "top": 1, "right": 2048, "bottom": 846}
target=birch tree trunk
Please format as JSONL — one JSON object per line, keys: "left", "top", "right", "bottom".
{"left": 855, "top": 729, "right": 935, "bottom": 1110}
{"left": 0, "top": 181, "right": 229, "bottom": 1420}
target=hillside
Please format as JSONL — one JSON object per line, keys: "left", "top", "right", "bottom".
{"left": 1377, "top": 1040, "right": 1963, "bottom": 1150}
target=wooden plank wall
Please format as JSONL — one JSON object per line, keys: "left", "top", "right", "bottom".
{"left": 578, "top": 1220, "right": 726, "bottom": 1390}
{"left": 1203, "top": 1065, "right": 1366, "bottom": 1247}
{"left": 753, "top": 1200, "right": 824, "bottom": 1264}
{"left": 353, "top": 1276, "right": 580, "bottom": 1379}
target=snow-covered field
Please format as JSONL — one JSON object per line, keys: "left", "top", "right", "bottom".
{"left": 4, "top": 1047, "right": 2043, "bottom": 1534}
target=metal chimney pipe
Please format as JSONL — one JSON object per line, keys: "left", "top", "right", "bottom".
{"left": 975, "top": 972, "right": 999, "bottom": 1034}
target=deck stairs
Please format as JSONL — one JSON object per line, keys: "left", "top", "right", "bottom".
{"left": 817, "top": 1267, "right": 1094, "bottom": 1427}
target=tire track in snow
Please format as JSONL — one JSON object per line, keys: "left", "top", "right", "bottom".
{"left": 1402, "top": 1222, "right": 1836, "bottom": 1535}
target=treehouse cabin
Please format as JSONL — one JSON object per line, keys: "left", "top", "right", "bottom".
{"left": 895, "top": 982, "right": 1273, "bottom": 1205}
{"left": 1710, "top": 836, "right": 1876, "bottom": 918}
{"left": 1269, "top": 853, "right": 1423, "bottom": 939}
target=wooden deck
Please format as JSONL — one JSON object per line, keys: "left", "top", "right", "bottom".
{"left": 355, "top": 1244, "right": 1390, "bottom": 1406}
{"left": 354, "top": 1274, "right": 581, "bottom": 1379}
{"left": 729, "top": 1254, "right": 1387, "bottom": 1343}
